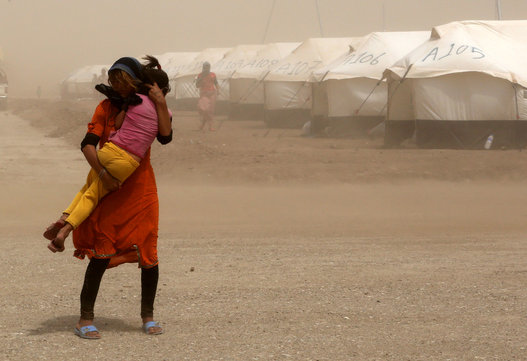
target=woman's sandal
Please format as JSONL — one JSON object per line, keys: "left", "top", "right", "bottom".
{"left": 142, "top": 321, "right": 164, "bottom": 335}
{"left": 43, "top": 220, "right": 65, "bottom": 240}
{"left": 74, "top": 325, "right": 101, "bottom": 339}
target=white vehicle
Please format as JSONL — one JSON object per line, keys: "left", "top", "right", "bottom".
{"left": 0, "top": 69, "right": 7, "bottom": 110}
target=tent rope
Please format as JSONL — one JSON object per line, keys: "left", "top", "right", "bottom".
{"left": 315, "top": 0, "right": 324, "bottom": 37}
{"left": 262, "top": 0, "right": 277, "bottom": 43}
{"left": 237, "top": 70, "right": 272, "bottom": 104}
{"left": 284, "top": 80, "right": 309, "bottom": 109}
{"left": 378, "top": 64, "right": 413, "bottom": 116}
{"left": 354, "top": 78, "right": 383, "bottom": 116}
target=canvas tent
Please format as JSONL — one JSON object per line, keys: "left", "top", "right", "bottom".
{"left": 229, "top": 42, "right": 300, "bottom": 119}
{"left": 311, "top": 31, "right": 429, "bottom": 136}
{"left": 263, "top": 37, "right": 359, "bottom": 128}
{"left": 383, "top": 20, "right": 527, "bottom": 149}
{"left": 173, "top": 47, "right": 231, "bottom": 109}
{"left": 61, "top": 64, "right": 110, "bottom": 99}
{"left": 210, "top": 44, "right": 266, "bottom": 105}
{"left": 161, "top": 52, "right": 199, "bottom": 99}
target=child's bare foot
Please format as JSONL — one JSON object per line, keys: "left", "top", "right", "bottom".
{"left": 47, "top": 223, "right": 73, "bottom": 253}
{"left": 43, "top": 214, "right": 68, "bottom": 240}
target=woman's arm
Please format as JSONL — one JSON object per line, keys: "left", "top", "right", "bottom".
{"left": 82, "top": 144, "right": 120, "bottom": 191}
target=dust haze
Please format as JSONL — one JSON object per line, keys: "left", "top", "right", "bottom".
{"left": 1, "top": 0, "right": 527, "bottom": 97}
{"left": 3, "top": 2, "right": 527, "bottom": 359}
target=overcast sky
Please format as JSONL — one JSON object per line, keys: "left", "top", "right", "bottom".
{"left": 1, "top": 0, "right": 527, "bottom": 97}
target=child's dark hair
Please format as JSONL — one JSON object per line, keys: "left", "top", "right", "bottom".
{"left": 139, "top": 55, "right": 171, "bottom": 95}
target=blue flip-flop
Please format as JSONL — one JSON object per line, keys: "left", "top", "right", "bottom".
{"left": 74, "top": 325, "right": 101, "bottom": 339}
{"left": 142, "top": 321, "right": 164, "bottom": 335}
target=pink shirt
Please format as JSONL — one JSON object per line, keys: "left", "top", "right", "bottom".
{"left": 109, "top": 94, "right": 171, "bottom": 159}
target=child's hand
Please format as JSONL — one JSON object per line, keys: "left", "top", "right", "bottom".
{"left": 146, "top": 83, "right": 166, "bottom": 105}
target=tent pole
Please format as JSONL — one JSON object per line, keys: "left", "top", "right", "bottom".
{"left": 513, "top": 84, "right": 521, "bottom": 149}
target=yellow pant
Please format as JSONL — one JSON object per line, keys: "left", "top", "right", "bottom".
{"left": 64, "top": 142, "right": 139, "bottom": 229}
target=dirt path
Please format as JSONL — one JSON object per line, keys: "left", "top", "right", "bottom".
{"left": 1, "top": 106, "right": 527, "bottom": 360}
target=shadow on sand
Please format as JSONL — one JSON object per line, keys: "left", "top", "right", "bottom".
{"left": 29, "top": 315, "right": 139, "bottom": 335}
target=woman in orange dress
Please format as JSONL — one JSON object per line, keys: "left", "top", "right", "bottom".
{"left": 45, "top": 57, "right": 172, "bottom": 339}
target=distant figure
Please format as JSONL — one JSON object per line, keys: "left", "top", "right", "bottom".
{"left": 91, "top": 74, "right": 99, "bottom": 98}
{"left": 98, "top": 68, "right": 108, "bottom": 84}
{"left": 36, "top": 86, "right": 42, "bottom": 99}
{"left": 195, "top": 61, "right": 219, "bottom": 131}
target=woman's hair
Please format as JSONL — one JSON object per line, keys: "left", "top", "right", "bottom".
{"left": 107, "top": 56, "right": 143, "bottom": 93}
{"left": 108, "top": 70, "right": 140, "bottom": 93}
{"left": 140, "top": 55, "right": 171, "bottom": 95}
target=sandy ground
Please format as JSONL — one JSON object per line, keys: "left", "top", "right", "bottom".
{"left": 1, "top": 99, "right": 527, "bottom": 360}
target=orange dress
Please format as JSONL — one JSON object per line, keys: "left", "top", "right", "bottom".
{"left": 72, "top": 100, "right": 160, "bottom": 269}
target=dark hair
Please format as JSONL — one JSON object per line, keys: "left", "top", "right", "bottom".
{"left": 139, "top": 55, "right": 171, "bottom": 95}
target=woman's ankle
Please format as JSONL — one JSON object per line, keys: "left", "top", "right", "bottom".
{"left": 78, "top": 318, "right": 94, "bottom": 326}
{"left": 142, "top": 316, "right": 154, "bottom": 324}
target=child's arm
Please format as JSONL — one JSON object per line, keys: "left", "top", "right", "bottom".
{"left": 147, "top": 83, "right": 172, "bottom": 137}
{"left": 114, "top": 110, "right": 126, "bottom": 130}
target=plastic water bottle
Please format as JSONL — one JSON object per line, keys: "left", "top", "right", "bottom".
{"left": 484, "top": 134, "right": 494, "bottom": 150}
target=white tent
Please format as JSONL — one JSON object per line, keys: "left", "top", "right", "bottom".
{"left": 310, "top": 31, "right": 429, "bottom": 135}
{"left": 173, "top": 47, "right": 231, "bottom": 108}
{"left": 229, "top": 42, "right": 300, "bottom": 117}
{"left": 161, "top": 52, "right": 199, "bottom": 98}
{"left": 263, "top": 37, "right": 360, "bottom": 127}
{"left": 210, "top": 44, "right": 266, "bottom": 103}
{"left": 62, "top": 64, "right": 110, "bottom": 99}
{"left": 383, "top": 20, "right": 527, "bottom": 148}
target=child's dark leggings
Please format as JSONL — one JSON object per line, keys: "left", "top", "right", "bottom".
{"left": 80, "top": 257, "right": 159, "bottom": 320}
